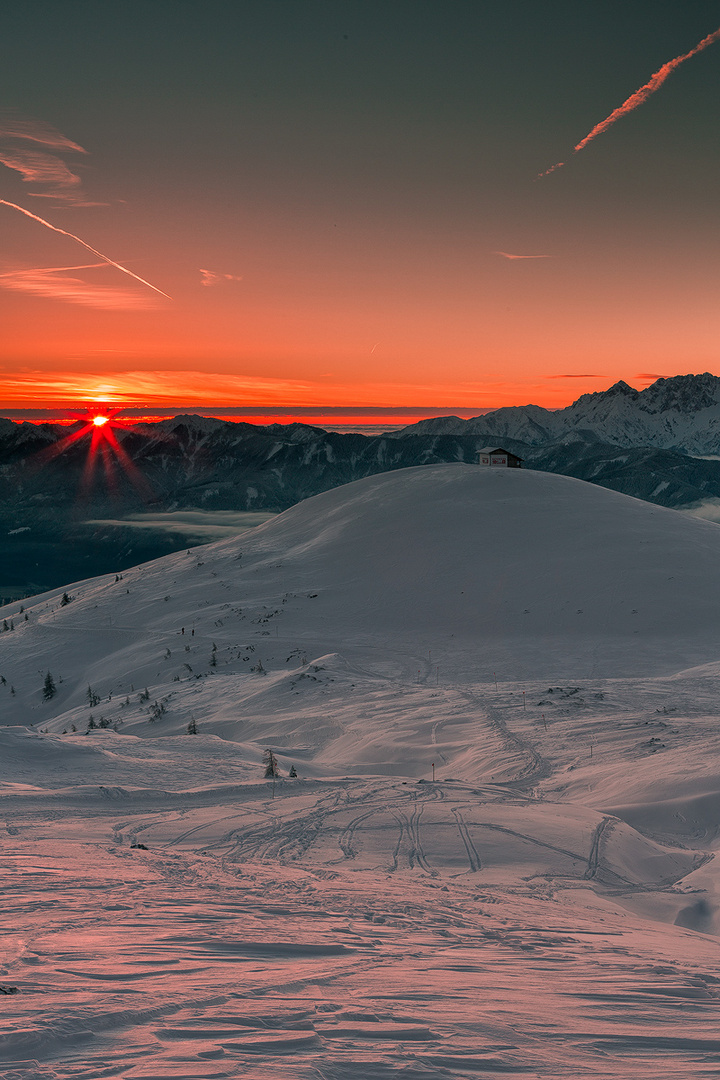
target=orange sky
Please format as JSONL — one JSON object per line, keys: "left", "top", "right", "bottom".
{"left": 1, "top": 6, "right": 719, "bottom": 417}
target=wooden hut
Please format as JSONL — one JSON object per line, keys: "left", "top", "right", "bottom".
{"left": 476, "top": 447, "right": 523, "bottom": 468}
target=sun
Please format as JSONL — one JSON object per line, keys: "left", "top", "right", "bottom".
{"left": 34, "top": 406, "right": 152, "bottom": 502}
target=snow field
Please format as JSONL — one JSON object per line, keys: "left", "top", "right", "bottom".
{"left": 3, "top": 465, "right": 720, "bottom": 1077}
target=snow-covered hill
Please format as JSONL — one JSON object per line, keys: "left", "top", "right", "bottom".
{"left": 9, "top": 376, "right": 720, "bottom": 602}
{"left": 4, "top": 466, "right": 720, "bottom": 717}
{"left": 3, "top": 465, "right": 720, "bottom": 1078}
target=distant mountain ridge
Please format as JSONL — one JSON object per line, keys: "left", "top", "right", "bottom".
{"left": 4, "top": 373, "right": 720, "bottom": 595}
{"left": 396, "top": 373, "right": 720, "bottom": 455}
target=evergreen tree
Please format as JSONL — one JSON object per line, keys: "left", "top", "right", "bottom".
{"left": 60, "top": 592, "right": 72, "bottom": 606}
{"left": 187, "top": 717, "right": 198, "bottom": 734}
{"left": 289, "top": 765, "right": 297, "bottom": 778}
{"left": 43, "top": 672, "right": 56, "bottom": 700}
{"left": 263, "top": 748, "right": 279, "bottom": 778}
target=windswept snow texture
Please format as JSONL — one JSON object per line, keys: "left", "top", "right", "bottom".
{"left": 3, "top": 465, "right": 720, "bottom": 1079}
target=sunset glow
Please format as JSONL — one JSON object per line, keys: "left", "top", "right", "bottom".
{"left": 1, "top": 7, "right": 718, "bottom": 419}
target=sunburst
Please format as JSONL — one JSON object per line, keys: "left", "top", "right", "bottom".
{"left": 37, "top": 407, "right": 152, "bottom": 500}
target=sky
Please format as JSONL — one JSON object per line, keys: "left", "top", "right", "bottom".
{"left": 1, "top": 1, "right": 719, "bottom": 423}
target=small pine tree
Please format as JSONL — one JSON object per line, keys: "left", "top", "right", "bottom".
{"left": 2, "top": 620, "right": 7, "bottom": 632}
{"left": 87, "top": 716, "right": 96, "bottom": 730}
{"left": 43, "top": 672, "right": 56, "bottom": 700}
{"left": 289, "top": 765, "right": 297, "bottom": 778}
{"left": 148, "top": 700, "right": 165, "bottom": 721}
{"left": 263, "top": 748, "right": 279, "bottom": 778}
{"left": 187, "top": 717, "right": 198, "bottom": 734}
{"left": 87, "top": 686, "right": 100, "bottom": 707}
{"left": 60, "top": 592, "right": 72, "bottom": 606}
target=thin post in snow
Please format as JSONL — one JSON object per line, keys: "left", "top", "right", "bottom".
{"left": 523, "top": 691, "right": 526, "bottom": 710}
{"left": 432, "top": 762, "right": 435, "bottom": 781}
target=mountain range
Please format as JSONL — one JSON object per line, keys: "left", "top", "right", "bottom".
{"left": 4, "top": 373, "right": 720, "bottom": 595}
{"left": 397, "top": 372, "right": 720, "bottom": 453}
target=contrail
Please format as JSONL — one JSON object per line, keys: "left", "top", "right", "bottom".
{"left": 494, "top": 251, "right": 552, "bottom": 260}
{"left": 0, "top": 199, "right": 171, "bottom": 299}
{"left": 539, "top": 25, "right": 720, "bottom": 177}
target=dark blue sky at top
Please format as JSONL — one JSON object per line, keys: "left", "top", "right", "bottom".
{"left": 4, "top": 1, "right": 718, "bottom": 189}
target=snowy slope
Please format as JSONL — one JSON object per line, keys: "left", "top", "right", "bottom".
{"left": 3, "top": 465, "right": 720, "bottom": 1079}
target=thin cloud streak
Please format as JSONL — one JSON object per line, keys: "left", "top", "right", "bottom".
{"left": 0, "top": 370, "right": 322, "bottom": 406}
{"left": 539, "top": 25, "right": 720, "bottom": 177}
{"left": 0, "top": 370, "right": 592, "bottom": 411}
{"left": 200, "top": 268, "right": 243, "bottom": 286}
{"left": 0, "top": 111, "right": 93, "bottom": 204}
{"left": 0, "top": 264, "right": 160, "bottom": 309}
{"left": 494, "top": 251, "right": 552, "bottom": 260}
{"left": 0, "top": 113, "right": 86, "bottom": 153}
{"left": 0, "top": 200, "right": 171, "bottom": 300}
{"left": 0, "top": 148, "right": 83, "bottom": 196}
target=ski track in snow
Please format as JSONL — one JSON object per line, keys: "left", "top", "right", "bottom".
{"left": 3, "top": 466, "right": 720, "bottom": 1077}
